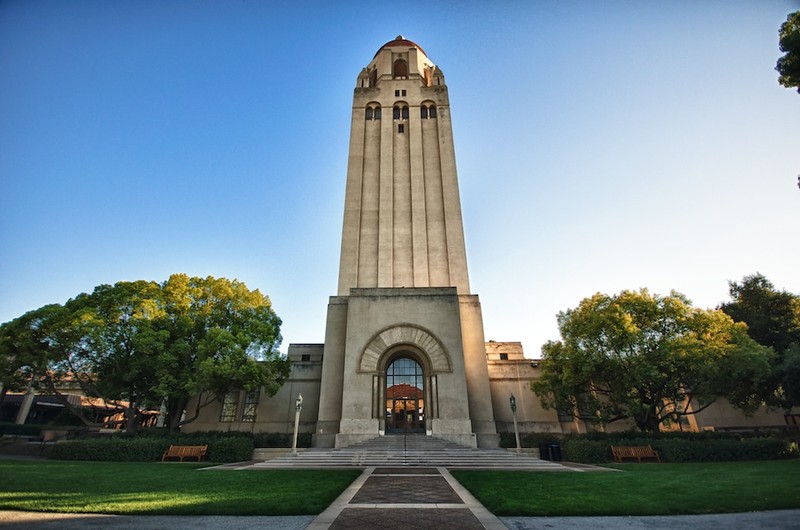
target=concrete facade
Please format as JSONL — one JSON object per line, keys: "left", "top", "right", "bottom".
{"left": 183, "top": 37, "right": 794, "bottom": 441}
{"left": 318, "top": 36, "right": 496, "bottom": 448}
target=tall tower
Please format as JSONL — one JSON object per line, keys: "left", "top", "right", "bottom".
{"left": 337, "top": 36, "right": 470, "bottom": 295}
{"left": 315, "top": 37, "right": 497, "bottom": 448}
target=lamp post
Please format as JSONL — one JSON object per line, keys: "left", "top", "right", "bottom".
{"left": 510, "top": 393, "right": 521, "bottom": 454}
{"left": 292, "top": 393, "right": 303, "bottom": 455}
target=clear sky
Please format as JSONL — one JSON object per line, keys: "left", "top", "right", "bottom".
{"left": 2, "top": 1, "right": 799, "bottom": 357}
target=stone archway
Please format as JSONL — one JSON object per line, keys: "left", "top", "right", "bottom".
{"left": 358, "top": 324, "right": 452, "bottom": 374}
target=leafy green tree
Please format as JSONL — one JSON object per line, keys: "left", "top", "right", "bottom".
{"left": 154, "top": 274, "right": 289, "bottom": 430}
{"left": 64, "top": 280, "right": 168, "bottom": 429}
{"left": 0, "top": 305, "right": 70, "bottom": 406}
{"left": 777, "top": 11, "right": 800, "bottom": 93}
{"left": 0, "top": 274, "right": 289, "bottom": 430}
{"left": 532, "top": 289, "right": 772, "bottom": 433}
{"left": 720, "top": 273, "right": 800, "bottom": 354}
{"left": 720, "top": 273, "right": 800, "bottom": 409}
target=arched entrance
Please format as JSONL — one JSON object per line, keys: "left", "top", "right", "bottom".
{"left": 385, "top": 357, "right": 425, "bottom": 433}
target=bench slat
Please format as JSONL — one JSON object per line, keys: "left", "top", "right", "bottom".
{"left": 611, "top": 445, "right": 660, "bottom": 463}
{"left": 162, "top": 444, "right": 208, "bottom": 462}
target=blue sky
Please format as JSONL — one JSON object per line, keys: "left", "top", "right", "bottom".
{"left": 2, "top": 1, "right": 799, "bottom": 356}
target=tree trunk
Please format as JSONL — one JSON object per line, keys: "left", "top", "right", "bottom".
{"left": 125, "top": 391, "right": 138, "bottom": 432}
{"left": 635, "top": 403, "right": 661, "bottom": 433}
{"left": 168, "top": 397, "right": 189, "bottom": 431}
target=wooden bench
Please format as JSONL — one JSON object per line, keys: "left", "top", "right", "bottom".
{"left": 611, "top": 445, "right": 661, "bottom": 463}
{"left": 161, "top": 444, "right": 208, "bottom": 462}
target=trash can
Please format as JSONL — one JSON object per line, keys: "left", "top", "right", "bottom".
{"left": 538, "top": 443, "right": 551, "bottom": 461}
{"left": 549, "top": 443, "right": 562, "bottom": 461}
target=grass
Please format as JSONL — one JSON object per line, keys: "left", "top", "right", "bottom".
{"left": 4, "top": 459, "right": 799, "bottom": 517}
{"left": 451, "top": 460, "right": 800, "bottom": 516}
{"left": 0, "top": 460, "right": 361, "bottom": 515}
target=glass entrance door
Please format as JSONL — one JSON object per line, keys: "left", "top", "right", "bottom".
{"left": 385, "top": 357, "right": 425, "bottom": 433}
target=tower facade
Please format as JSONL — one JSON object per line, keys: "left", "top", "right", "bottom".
{"left": 315, "top": 37, "right": 498, "bottom": 448}
{"left": 337, "top": 37, "right": 470, "bottom": 296}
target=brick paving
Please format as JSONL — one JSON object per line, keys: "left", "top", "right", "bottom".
{"left": 350, "top": 475, "right": 462, "bottom": 504}
{"left": 307, "top": 466, "right": 505, "bottom": 530}
{"left": 330, "top": 507, "right": 484, "bottom": 530}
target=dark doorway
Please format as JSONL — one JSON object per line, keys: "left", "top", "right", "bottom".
{"left": 385, "top": 357, "right": 425, "bottom": 433}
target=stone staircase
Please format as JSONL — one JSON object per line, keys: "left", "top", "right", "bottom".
{"left": 246, "top": 433, "right": 571, "bottom": 470}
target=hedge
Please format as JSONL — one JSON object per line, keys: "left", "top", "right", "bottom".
{"left": 498, "top": 431, "right": 798, "bottom": 463}
{"left": 0, "top": 423, "right": 43, "bottom": 437}
{"left": 50, "top": 436, "right": 254, "bottom": 463}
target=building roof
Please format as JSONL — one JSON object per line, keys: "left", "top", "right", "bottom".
{"left": 375, "top": 35, "right": 427, "bottom": 58}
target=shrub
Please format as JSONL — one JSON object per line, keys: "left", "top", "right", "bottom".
{"left": 207, "top": 437, "right": 254, "bottom": 462}
{"left": 50, "top": 431, "right": 257, "bottom": 463}
{"left": 498, "top": 430, "right": 796, "bottom": 463}
{"left": 651, "top": 437, "right": 792, "bottom": 463}
{"left": 51, "top": 439, "right": 165, "bottom": 462}
{"left": 0, "top": 423, "right": 43, "bottom": 437}
{"left": 563, "top": 439, "right": 609, "bottom": 463}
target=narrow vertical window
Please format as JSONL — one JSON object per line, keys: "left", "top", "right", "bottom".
{"left": 401, "top": 106, "right": 409, "bottom": 120}
{"left": 374, "top": 107, "right": 381, "bottom": 120}
{"left": 241, "top": 390, "right": 259, "bottom": 422}
{"left": 429, "top": 106, "right": 437, "bottom": 118}
{"left": 366, "top": 107, "right": 373, "bottom": 120}
{"left": 393, "top": 106, "right": 401, "bottom": 120}
{"left": 420, "top": 106, "right": 428, "bottom": 119}
{"left": 395, "top": 90, "right": 400, "bottom": 97}
{"left": 393, "top": 59, "right": 408, "bottom": 78}
{"left": 219, "top": 391, "right": 238, "bottom": 422}
{"left": 398, "top": 124, "right": 405, "bottom": 133}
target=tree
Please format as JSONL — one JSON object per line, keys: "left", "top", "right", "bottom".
{"left": 720, "top": 273, "right": 800, "bottom": 409}
{"left": 777, "top": 11, "right": 800, "bottom": 93}
{"left": 154, "top": 274, "right": 289, "bottom": 430}
{"left": 65, "top": 280, "right": 169, "bottom": 430}
{"left": 0, "top": 274, "right": 289, "bottom": 430}
{"left": 0, "top": 304, "right": 72, "bottom": 409}
{"left": 720, "top": 273, "right": 800, "bottom": 354}
{"left": 532, "top": 289, "right": 772, "bottom": 433}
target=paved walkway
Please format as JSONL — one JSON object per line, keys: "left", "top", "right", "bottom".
{"left": 307, "top": 466, "right": 504, "bottom": 529}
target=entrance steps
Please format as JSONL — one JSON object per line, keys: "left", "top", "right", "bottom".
{"left": 248, "top": 434, "right": 569, "bottom": 470}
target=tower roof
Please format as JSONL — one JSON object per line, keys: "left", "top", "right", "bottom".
{"left": 374, "top": 35, "right": 427, "bottom": 58}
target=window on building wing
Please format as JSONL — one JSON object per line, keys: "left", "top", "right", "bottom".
{"left": 398, "top": 124, "right": 405, "bottom": 133}
{"left": 401, "top": 106, "right": 409, "bottom": 119}
{"left": 366, "top": 107, "right": 373, "bottom": 120}
{"left": 219, "top": 391, "right": 238, "bottom": 422}
{"left": 241, "top": 390, "right": 259, "bottom": 422}
{"left": 374, "top": 107, "right": 381, "bottom": 120}
{"left": 420, "top": 106, "right": 428, "bottom": 119}
{"left": 429, "top": 106, "right": 437, "bottom": 118}
{"left": 393, "top": 106, "right": 401, "bottom": 120}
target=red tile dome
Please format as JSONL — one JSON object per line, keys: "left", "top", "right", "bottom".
{"left": 375, "top": 35, "right": 427, "bottom": 58}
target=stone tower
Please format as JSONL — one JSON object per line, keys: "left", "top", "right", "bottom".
{"left": 314, "top": 36, "right": 497, "bottom": 448}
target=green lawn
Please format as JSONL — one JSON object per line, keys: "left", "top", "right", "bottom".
{"left": 3, "top": 460, "right": 799, "bottom": 517}
{"left": 0, "top": 461, "right": 361, "bottom": 515}
{"left": 452, "top": 460, "right": 800, "bottom": 516}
